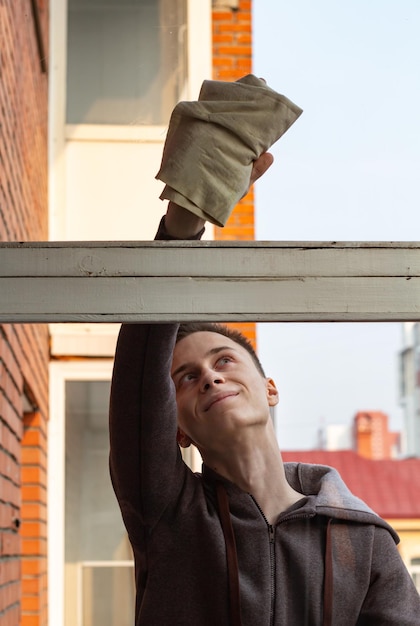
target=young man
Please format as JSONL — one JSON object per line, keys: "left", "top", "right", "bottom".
{"left": 109, "top": 154, "right": 420, "bottom": 625}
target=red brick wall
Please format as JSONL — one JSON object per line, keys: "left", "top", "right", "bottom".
{"left": 212, "top": 0, "right": 252, "bottom": 84}
{"left": 0, "top": 2, "right": 49, "bottom": 625}
{"left": 212, "top": 0, "right": 257, "bottom": 347}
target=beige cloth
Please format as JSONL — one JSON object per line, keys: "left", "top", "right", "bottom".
{"left": 156, "top": 74, "right": 302, "bottom": 227}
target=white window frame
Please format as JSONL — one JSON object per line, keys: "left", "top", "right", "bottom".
{"left": 77, "top": 561, "right": 135, "bottom": 626}
{"left": 48, "top": 359, "right": 114, "bottom": 626}
{"left": 49, "top": 0, "right": 212, "bottom": 239}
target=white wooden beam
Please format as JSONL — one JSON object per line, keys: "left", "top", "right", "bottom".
{"left": 0, "top": 241, "right": 419, "bottom": 323}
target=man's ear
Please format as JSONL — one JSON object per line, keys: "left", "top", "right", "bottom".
{"left": 176, "top": 427, "right": 193, "bottom": 448}
{"left": 266, "top": 378, "right": 279, "bottom": 407}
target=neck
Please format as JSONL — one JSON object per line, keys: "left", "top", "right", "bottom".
{"left": 202, "top": 422, "right": 303, "bottom": 525}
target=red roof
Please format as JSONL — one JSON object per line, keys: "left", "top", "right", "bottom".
{"left": 282, "top": 450, "right": 420, "bottom": 519}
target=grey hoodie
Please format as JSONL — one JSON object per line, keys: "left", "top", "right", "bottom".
{"left": 109, "top": 321, "right": 420, "bottom": 626}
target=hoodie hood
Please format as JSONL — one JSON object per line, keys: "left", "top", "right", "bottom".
{"left": 284, "top": 461, "right": 399, "bottom": 543}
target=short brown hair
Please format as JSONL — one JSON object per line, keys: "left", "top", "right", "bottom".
{"left": 176, "top": 322, "right": 266, "bottom": 377}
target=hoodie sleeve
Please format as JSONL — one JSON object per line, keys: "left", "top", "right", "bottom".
{"left": 109, "top": 217, "right": 204, "bottom": 545}
{"left": 357, "top": 526, "right": 420, "bottom": 625}
{"left": 109, "top": 323, "right": 183, "bottom": 540}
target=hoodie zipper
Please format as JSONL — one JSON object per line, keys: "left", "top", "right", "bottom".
{"left": 250, "top": 496, "right": 276, "bottom": 625}
{"left": 250, "top": 495, "right": 316, "bottom": 626}
{"left": 268, "top": 523, "right": 276, "bottom": 625}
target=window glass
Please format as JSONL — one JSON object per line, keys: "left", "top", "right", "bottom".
{"left": 67, "top": 0, "right": 188, "bottom": 125}
{"left": 65, "top": 380, "right": 134, "bottom": 626}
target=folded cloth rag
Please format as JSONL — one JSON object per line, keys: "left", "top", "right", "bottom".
{"left": 156, "top": 74, "right": 302, "bottom": 227}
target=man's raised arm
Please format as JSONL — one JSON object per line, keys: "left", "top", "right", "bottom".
{"left": 109, "top": 151, "right": 274, "bottom": 543}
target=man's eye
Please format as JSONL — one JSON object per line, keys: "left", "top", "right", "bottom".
{"left": 218, "top": 356, "right": 232, "bottom": 366}
{"left": 181, "top": 373, "right": 196, "bottom": 384}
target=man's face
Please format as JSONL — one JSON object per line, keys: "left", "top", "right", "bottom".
{"left": 171, "top": 331, "right": 278, "bottom": 454}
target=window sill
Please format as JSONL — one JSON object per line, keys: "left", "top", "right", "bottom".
{"left": 65, "top": 124, "right": 168, "bottom": 143}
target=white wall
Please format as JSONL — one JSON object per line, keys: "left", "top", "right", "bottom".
{"left": 49, "top": 0, "right": 212, "bottom": 357}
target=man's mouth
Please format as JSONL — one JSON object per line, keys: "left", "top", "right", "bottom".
{"left": 204, "top": 392, "right": 239, "bottom": 412}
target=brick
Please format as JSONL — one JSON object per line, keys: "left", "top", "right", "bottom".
{"left": 20, "top": 522, "right": 46, "bottom": 540}
{"left": 21, "top": 539, "right": 47, "bottom": 557}
{"left": 20, "top": 466, "right": 46, "bottom": 486}
{"left": 22, "top": 412, "right": 46, "bottom": 431}
{"left": 217, "top": 45, "right": 252, "bottom": 57}
{"left": 21, "top": 615, "right": 41, "bottom": 626}
{"left": 21, "top": 595, "right": 42, "bottom": 612}
{"left": 0, "top": 450, "right": 19, "bottom": 482}
{"left": 0, "top": 531, "right": 21, "bottom": 556}
{"left": 0, "top": 337, "right": 23, "bottom": 394}
{"left": 21, "top": 485, "right": 47, "bottom": 505}
{"left": 21, "top": 429, "right": 46, "bottom": 449}
{"left": 0, "top": 503, "right": 16, "bottom": 528}
{"left": 20, "top": 503, "right": 47, "bottom": 524}
{"left": 21, "top": 576, "right": 43, "bottom": 596}
{"left": 213, "top": 34, "right": 234, "bottom": 44}
{"left": 212, "top": 11, "right": 234, "bottom": 21}
{"left": 218, "top": 23, "right": 252, "bottom": 33}
{"left": 0, "top": 397, "right": 23, "bottom": 441}
{"left": 237, "top": 33, "right": 252, "bottom": 44}
{"left": 213, "top": 57, "right": 235, "bottom": 67}
{"left": 236, "top": 57, "right": 252, "bottom": 69}
{"left": 0, "top": 559, "right": 20, "bottom": 586}
{"left": 21, "top": 559, "right": 46, "bottom": 577}
{"left": 20, "top": 448, "right": 47, "bottom": 469}
{"left": 0, "top": 604, "right": 21, "bottom": 626}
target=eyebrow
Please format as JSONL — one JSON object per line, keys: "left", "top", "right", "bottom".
{"left": 171, "top": 345, "right": 237, "bottom": 380}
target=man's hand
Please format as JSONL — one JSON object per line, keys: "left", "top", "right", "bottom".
{"left": 164, "top": 152, "right": 274, "bottom": 239}
{"left": 249, "top": 151, "right": 274, "bottom": 188}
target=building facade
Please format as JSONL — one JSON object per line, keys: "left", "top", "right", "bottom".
{"left": 0, "top": 2, "right": 49, "bottom": 624}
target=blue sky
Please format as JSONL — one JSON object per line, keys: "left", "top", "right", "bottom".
{"left": 253, "top": 1, "right": 420, "bottom": 449}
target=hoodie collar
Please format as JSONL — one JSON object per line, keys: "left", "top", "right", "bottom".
{"left": 284, "top": 462, "right": 399, "bottom": 542}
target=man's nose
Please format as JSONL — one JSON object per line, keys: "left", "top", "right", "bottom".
{"left": 201, "top": 369, "right": 224, "bottom": 391}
